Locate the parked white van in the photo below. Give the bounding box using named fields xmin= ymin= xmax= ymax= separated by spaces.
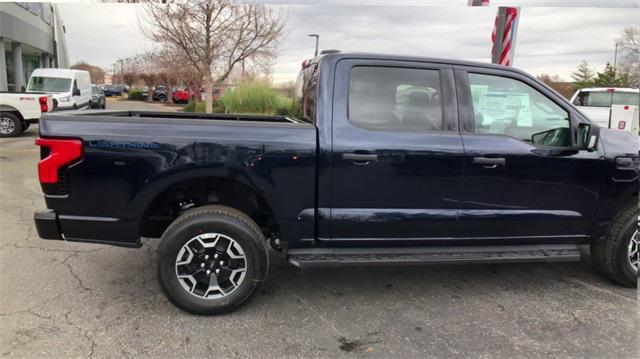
xmin=26 ymin=69 xmax=92 ymax=111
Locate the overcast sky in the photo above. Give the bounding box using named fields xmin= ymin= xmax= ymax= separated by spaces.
xmin=57 ymin=0 xmax=640 ymax=83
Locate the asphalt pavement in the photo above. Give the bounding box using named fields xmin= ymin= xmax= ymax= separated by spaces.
xmin=0 ymin=98 xmax=638 ymax=358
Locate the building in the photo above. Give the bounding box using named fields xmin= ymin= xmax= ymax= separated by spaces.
xmin=0 ymin=2 xmax=69 ymax=92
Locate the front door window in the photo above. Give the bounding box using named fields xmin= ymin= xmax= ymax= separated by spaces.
xmin=468 ymin=73 xmax=570 ymax=146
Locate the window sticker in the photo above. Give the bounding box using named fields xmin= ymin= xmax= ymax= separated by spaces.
xmin=472 ymin=88 xmax=533 ymax=127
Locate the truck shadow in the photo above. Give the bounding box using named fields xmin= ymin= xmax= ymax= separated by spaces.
xmin=259 ymin=250 xmax=635 ymax=304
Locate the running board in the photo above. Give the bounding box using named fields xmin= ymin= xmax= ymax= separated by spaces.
xmin=288 ymin=244 xmax=581 ymax=268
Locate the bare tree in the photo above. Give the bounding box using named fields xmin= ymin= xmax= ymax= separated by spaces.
xmin=119 ymin=56 xmax=142 ymax=87
xmin=71 ymin=61 xmax=105 ymax=84
xmin=616 ymin=27 xmax=640 ymax=87
xmin=139 ymin=0 xmax=285 ymax=112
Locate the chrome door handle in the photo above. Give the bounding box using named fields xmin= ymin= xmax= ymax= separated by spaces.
xmin=473 ymin=157 xmax=505 ymax=168
xmin=343 ymin=153 xmax=378 ymax=165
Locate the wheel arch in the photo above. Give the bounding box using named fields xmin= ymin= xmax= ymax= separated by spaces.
xmin=131 ymin=169 xmax=280 ymax=239
xmin=0 ymin=107 xmax=24 ymax=121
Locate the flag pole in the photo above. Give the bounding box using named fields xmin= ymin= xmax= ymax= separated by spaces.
xmin=509 ymin=7 xmax=521 ymax=66
xmin=492 ymin=7 xmax=507 ymax=64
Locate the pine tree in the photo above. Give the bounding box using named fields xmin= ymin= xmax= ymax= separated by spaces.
xmin=593 ymin=62 xmax=625 ymax=87
xmin=571 ymin=60 xmax=595 ymax=90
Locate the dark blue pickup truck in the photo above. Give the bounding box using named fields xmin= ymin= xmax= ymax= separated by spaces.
xmin=34 ymin=53 xmax=639 ymax=314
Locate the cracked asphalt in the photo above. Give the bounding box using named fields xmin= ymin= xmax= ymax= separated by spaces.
xmin=1 ymin=99 xmax=638 ymax=358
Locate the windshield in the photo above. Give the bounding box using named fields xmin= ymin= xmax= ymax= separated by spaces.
xmin=573 ymin=91 xmax=640 ymax=107
xmin=91 ymin=86 xmax=99 ymax=94
xmin=27 ymin=77 xmax=72 ymax=93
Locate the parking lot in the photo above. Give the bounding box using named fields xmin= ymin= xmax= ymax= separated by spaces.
xmin=0 ymin=100 xmax=638 ymax=358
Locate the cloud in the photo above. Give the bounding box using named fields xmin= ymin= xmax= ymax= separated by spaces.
xmin=57 ymin=3 xmax=638 ymax=83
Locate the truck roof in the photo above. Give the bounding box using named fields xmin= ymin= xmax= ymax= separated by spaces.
xmin=317 ymin=52 xmax=533 ymax=76
xmin=30 ymin=68 xmax=89 ymax=78
xmin=576 ymin=87 xmax=639 ymax=93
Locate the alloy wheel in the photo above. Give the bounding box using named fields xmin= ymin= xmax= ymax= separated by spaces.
xmin=628 ymin=227 xmax=639 ymax=273
xmin=175 ymin=233 xmax=247 ymax=299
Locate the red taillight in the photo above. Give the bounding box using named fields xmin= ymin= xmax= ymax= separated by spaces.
xmin=39 ymin=96 xmax=49 ymax=113
xmin=35 ymin=138 xmax=83 ymax=183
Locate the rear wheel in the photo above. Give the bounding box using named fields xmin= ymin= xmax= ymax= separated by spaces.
xmin=0 ymin=112 xmax=23 ymax=137
xmin=157 ymin=205 xmax=268 ymax=315
xmin=21 ymin=121 xmax=31 ymax=133
xmin=592 ymin=202 xmax=639 ymax=287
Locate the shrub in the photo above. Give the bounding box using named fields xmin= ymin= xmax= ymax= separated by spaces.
xmin=183 ymin=100 xmax=206 ymax=113
xmin=127 ymin=89 xmax=145 ymax=101
xmin=219 ymin=81 xmax=282 ymax=115
xmin=182 ymin=81 xmax=300 ymax=117
xmin=183 ymin=100 xmax=223 ymax=113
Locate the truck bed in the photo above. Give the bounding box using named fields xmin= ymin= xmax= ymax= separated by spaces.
xmin=57 ymin=110 xmax=306 ymax=124
xmin=38 ymin=111 xmax=318 ymax=247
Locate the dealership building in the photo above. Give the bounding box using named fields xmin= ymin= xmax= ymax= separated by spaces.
xmin=0 ymin=2 xmax=69 ymax=92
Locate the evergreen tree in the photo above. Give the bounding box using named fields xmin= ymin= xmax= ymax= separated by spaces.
xmin=571 ymin=60 xmax=595 ymax=90
xmin=593 ymin=63 xmax=625 ymax=87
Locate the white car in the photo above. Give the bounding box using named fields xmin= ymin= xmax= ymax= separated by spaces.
xmin=0 ymin=92 xmax=53 ymax=137
xmin=26 ymin=68 xmax=92 ymax=111
xmin=570 ymin=87 xmax=639 ymax=133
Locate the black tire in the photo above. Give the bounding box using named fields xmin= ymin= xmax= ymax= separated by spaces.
xmin=22 ymin=121 xmax=31 ymax=132
xmin=0 ymin=112 xmax=23 ymax=137
xmin=157 ymin=205 xmax=269 ymax=315
xmin=101 ymin=101 xmax=106 ymax=109
xmin=591 ymin=201 xmax=639 ymax=287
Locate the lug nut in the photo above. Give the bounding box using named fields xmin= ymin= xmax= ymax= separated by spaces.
xmin=206 ymin=269 xmax=211 ymax=275
xmin=200 ymin=263 xmax=205 ymax=268
xmin=219 ymin=260 xmax=224 ymax=266
xmin=215 ymin=268 xmax=220 ymax=274
xmin=214 ymin=254 xmax=219 ymax=259
xmin=204 ymin=254 xmax=210 ymax=260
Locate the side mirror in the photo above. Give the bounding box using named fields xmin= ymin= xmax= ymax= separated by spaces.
xmin=531 ymin=127 xmax=572 ymax=147
xmin=578 ymin=123 xmax=599 ymax=151
xmin=73 ymin=88 xmax=81 ymax=96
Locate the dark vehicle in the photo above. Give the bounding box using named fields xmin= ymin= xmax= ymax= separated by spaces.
xmin=152 ymin=85 xmax=168 ymax=102
xmin=89 ymin=85 xmax=106 ymax=109
xmin=34 ymin=53 xmax=639 ymax=315
xmin=103 ymin=85 xmax=123 ymax=97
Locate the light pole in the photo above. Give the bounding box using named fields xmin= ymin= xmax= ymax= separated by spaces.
xmin=308 ymin=34 xmax=319 ymax=57
xmin=613 ymin=42 xmax=619 ymax=79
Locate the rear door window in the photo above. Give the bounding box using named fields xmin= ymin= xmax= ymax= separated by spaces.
xmin=348 ymin=66 xmax=443 ymax=132
xmin=573 ymin=91 xmax=640 ymax=107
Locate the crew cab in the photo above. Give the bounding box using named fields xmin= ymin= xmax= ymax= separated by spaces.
xmin=0 ymin=92 xmax=52 ymax=137
xmin=33 ymin=53 xmax=639 ymax=314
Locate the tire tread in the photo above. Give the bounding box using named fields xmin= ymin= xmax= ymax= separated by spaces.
xmin=592 ymin=201 xmax=638 ymax=287
xmin=158 ymin=205 xmax=269 ymax=314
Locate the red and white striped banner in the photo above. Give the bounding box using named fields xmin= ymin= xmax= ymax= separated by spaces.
xmin=491 ymin=7 xmax=519 ymax=66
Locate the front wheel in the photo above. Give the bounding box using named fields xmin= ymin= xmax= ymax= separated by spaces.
xmin=157 ymin=205 xmax=269 ymax=315
xmin=592 ymin=202 xmax=639 ymax=287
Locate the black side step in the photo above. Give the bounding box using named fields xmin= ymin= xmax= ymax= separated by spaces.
xmin=288 ymin=244 xmax=581 ymax=268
